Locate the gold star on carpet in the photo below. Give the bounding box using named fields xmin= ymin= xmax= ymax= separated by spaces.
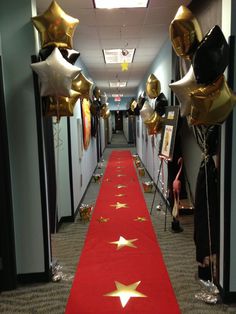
xmin=121 ymin=61 xmax=129 ymax=72
xmin=104 ymin=178 xmax=111 ymax=182
xmin=116 ymin=166 xmax=124 ymax=169
xmin=116 ymin=184 xmax=127 ymax=189
xmin=97 ymin=217 xmax=110 ymax=223
xmin=109 ymin=236 xmax=138 ymax=250
xmin=117 ymin=174 xmax=126 ymax=177
xmin=134 ymin=217 xmax=148 ymax=222
xmin=110 ymin=202 xmax=128 ymax=209
xmin=115 ymin=194 xmax=126 ymax=197
xmin=104 ymin=281 xmax=147 ymax=308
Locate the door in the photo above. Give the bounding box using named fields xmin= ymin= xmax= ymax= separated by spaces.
xmin=115 ymin=111 xmax=123 ymax=131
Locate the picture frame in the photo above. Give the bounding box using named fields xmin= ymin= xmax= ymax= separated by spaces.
xmin=159 ymin=106 xmax=179 ymax=161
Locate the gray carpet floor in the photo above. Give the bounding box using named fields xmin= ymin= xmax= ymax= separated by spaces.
xmin=0 ymin=134 xmax=236 ymax=313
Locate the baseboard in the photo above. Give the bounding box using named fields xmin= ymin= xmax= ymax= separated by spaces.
xmin=17 ymin=269 xmax=52 ymax=284
xmin=219 ymin=285 xmax=236 ymax=303
xmin=59 ymin=215 xmax=74 ymax=224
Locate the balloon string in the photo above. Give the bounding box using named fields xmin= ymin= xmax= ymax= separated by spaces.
xmin=203 ymin=132 xmax=214 ymax=283
xmin=54 ymin=97 xmax=60 ymax=234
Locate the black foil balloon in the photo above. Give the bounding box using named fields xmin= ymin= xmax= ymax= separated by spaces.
xmin=90 ymin=99 xmax=100 ymax=116
xmin=91 ymin=115 xmax=98 ymax=137
xmin=137 ymin=93 xmax=146 ymax=109
xmin=154 ymin=92 xmax=168 ymax=116
xmin=39 ymin=47 xmax=80 ymax=64
xmin=192 ymin=25 xmax=229 ymax=84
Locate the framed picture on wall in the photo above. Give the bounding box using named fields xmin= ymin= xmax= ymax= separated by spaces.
xmin=159 ymin=106 xmax=179 ymax=161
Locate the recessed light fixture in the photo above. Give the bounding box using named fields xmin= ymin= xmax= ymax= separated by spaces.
xmin=109 ymin=82 xmax=127 ymax=88
xmin=94 ymin=0 xmax=149 ymax=9
xmin=103 ymin=49 xmax=135 ymax=64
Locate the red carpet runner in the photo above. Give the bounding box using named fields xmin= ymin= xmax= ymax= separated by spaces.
xmin=65 ymin=150 xmax=180 ymax=313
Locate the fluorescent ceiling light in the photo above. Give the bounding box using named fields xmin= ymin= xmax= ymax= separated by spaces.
xmin=103 ymin=49 xmax=135 ymax=64
xmin=109 ymin=81 xmax=127 ymax=88
xmin=94 ymin=0 xmax=149 ymax=9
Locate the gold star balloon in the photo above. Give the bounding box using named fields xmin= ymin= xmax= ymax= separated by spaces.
xmin=189 ymin=75 xmax=236 ymax=125
xmin=169 ymin=5 xmax=203 ymax=60
xmin=72 ymin=72 xmax=93 ymax=100
xmin=110 ymin=202 xmax=128 ymax=209
xmin=109 ymin=236 xmax=138 ymax=250
xmin=44 ymin=89 xmax=80 ymax=120
xmin=146 ymin=74 xmax=161 ymax=99
xmin=104 ymin=281 xmax=147 ymax=308
xmin=32 ymin=0 xmax=79 ymax=49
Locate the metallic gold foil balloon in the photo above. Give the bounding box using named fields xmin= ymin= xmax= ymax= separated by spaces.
xmin=169 ymin=65 xmax=204 ymax=117
xmin=144 ymin=112 xmax=162 ymax=135
xmin=31 ymin=47 xmax=81 ymax=97
xmin=44 ymin=89 xmax=80 ymax=120
xmin=72 ymin=72 xmax=93 ymax=100
xmin=190 ymin=75 xmax=235 ymax=125
xmin=169 ymin=5 xmax=203 ymax=60
xmin=146 ymin=74 xmax=161 ymax=99
xmin=130 ymin=99 xmax=138 ymax=112
xmin=93 ymin=86 xmax=101 ymax=100
xmin=140 ymin=101 xmax=154 ymax=122
xmin=100 ymin=104 xmax=110 ymax=119
xmin=192 ymin=25 xmax=229 ymax=84
xmin=32 ymin=0 xmax=79 ymax=49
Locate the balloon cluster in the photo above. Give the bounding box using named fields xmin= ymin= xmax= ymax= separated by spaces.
xmin=31 ymin=1 xmax=95 ymax=121
xmin=169 ymin=5 xmax=235 ymax=125
xmin=140 ymin=101 xmax=162 ymax=135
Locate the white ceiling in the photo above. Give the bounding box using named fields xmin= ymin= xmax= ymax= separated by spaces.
xmin=36 ymin=0 xmax=191 ymax=97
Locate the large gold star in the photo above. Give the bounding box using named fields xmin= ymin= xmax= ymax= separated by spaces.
xmin=97 ymin=216 xmax=110 ymax=223
xmin=32 ymin=1 xmax=79 ymax=49
xmin=110 ymin=202 xmax=128 ymax=209
xmin=134 ymin=217 xmax=148 ymax=222
xmin=116 ymin=184 xmax=127 ymax=189
xmin=121 ymin=61 xmax=129 ymax=72
xmin=115 ymin=194 xmax=126 ymax=197
xmin=109 ymin=236 xmax=138 ymax=250
xmin=104 ymin=281 xmax=147 ymax=308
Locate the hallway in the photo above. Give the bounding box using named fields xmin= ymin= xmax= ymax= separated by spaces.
xmin=0 ymin=145 xmax=235 ymax=312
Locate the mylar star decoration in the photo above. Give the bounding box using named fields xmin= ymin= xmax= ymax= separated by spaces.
xmin=104 ymin=281 xmax=147 ymax=308
xmin=109 ymin=236 xmax=138 ymax=250
xmin=110 ymin=202 xmax=128 ymax=209
xmin=121 ymin=61 xmax=129 ymax=71
xmin=31 ymin=47 xmax=81 ymax=97
xmin=134 ymin=217 xmax=148 ymax=222
xmin=97 ymin=216 xmax=110 ymax=223
xmin=72 ymin=72 xmax=93 ymax=100
xmin=32 ymin=0 xmax=79 ymax=49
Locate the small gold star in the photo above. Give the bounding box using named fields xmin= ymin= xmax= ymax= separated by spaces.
xmin=97 ymin=217 xmax=110 ymax=223
xmin=104 ymin=178 xmax=111 ymax=182
xmin=121 ymin=61 xmax=129 ymax=72
xmin=104 ymin=281 xmax=147 ymax=308
xmin=117 ymin=174 xmax=126 ymax=177
xmin=110 ymin=202 xmax=128 ymax=209
xmin=116 ymin=166 xmax=124 ymax=169
xmin=134 ymin=217 xmax=148 ymax=222
xmin=109 ymin=236 xmax=138 ymax=250
xmin=115 ymin=194 xmax=126 ymax=197
xmin=116 ymin=184 xmax=127 ymax=189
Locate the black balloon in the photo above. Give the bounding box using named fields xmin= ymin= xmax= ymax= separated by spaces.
xmin=192 ymin=25 xmax=229 ymax=84
xmin=137 ymin=93 xmax=146 ymax=109
xmin=39 ymin=47 xmax=80 ymax=64
xmin=154 ymin=92 xmax=168 ymax=116
xmin=91 ymin=115 xmax=98 ymax=137
xmin=90 ymin=99 xmax=101 ymax=116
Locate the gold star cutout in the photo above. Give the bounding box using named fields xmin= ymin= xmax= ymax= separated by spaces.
xmin=110 ymin=202 xmax=128 ymax=209
xmin=117 ymin=174 xmax=126 ymax=177
xmin=32 ymin=1 xmax=79 ymax=49
xmin=115 ymin=194 xmax=126 ymax=197
xmin=97 ymin=216 xmax=110 ymax=223
xmin=116 ymin=184 xmax=127 ymax=189
xmin=116 ymin=166 xmax=124 ymax=169
xmin=121 ymin=61 xmax=129 ymax=72
xmin=104 ymin=178 xmax=111 ymax=182
xmin=104 ymin=281 xmax=147 ymax=308
xmin=134 ymin=217 xmax=148 ymax=222
xmin=109 ymin=236 xmax=138 ymax=250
